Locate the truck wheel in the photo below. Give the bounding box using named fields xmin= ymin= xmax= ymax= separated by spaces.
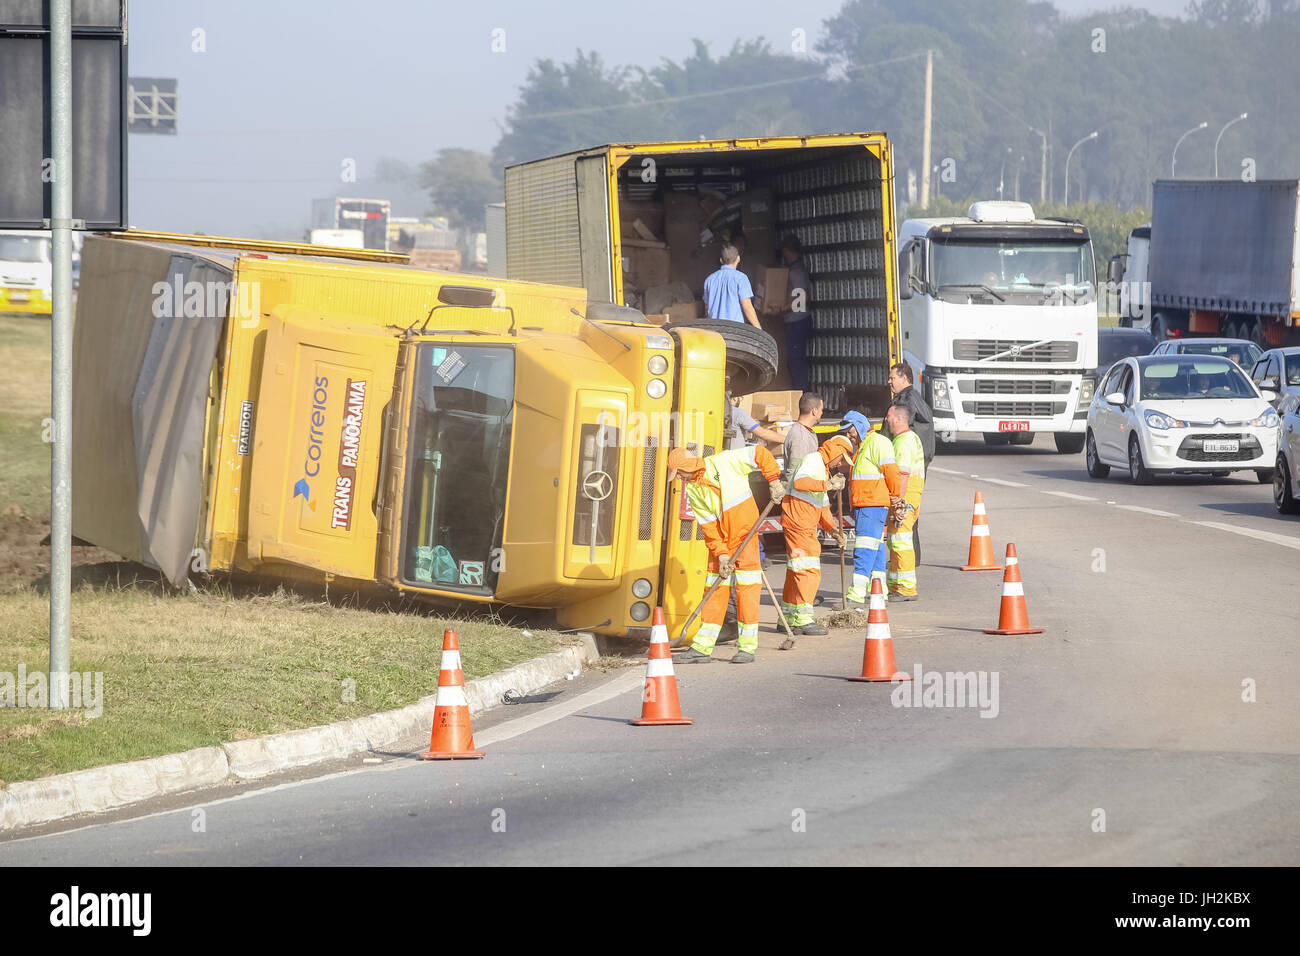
xmin=1054 ymin=432 xmax=1086 ymax=454
xmin=1244 ymin=317 xmax=1268 ymax=350
xmin=1151 ymin=313 xmax=1178 ymax=341
xmin=666 ymin=318 xmax=778 ymax=395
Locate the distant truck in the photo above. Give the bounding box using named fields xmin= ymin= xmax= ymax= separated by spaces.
xmin=1110 ymin=179 xmax=1300 ymax=347
xmin=311 ymin=198 xmax=391 ymax=251
xmin=897 ymin=201 xmax=1099 ymax=453
xmin=71 ymin=230 xmax=741 ymax=643
xmin=308 ymin=228 xmax=365 ymax=249
xmin=502 ymin=133 xmax=902 ymax=409
xmin=0 ymin=229 xmax=53 ymax=314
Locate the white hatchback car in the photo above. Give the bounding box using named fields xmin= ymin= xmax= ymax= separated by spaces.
xmin=1085 ymin=355 xmax=1279 ymax=484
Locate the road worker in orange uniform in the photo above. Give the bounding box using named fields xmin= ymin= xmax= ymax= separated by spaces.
xmin=667 ymin=444 xmax=786 ymax=663
xmin=780 ymin=435 xmax=854 ymax=635
xmin=844 ymin=413 xmax=902 ymax=604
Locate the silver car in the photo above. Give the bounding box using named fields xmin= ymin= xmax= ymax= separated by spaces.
xmin=1249 ymin=347 xmax=1300 ymax=410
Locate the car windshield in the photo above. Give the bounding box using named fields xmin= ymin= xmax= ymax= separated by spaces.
xmin=1139 ymin=360 xmax=1257 ymax=400
xmin=1176 ymin=341 xmax=1261 ymax=366
xmin=1099 ymin=332 xmax=1155 ymax=367
xmin=0 ymin=235 xmax=50 ymax=263
xmin=1286 ymin=355 xmax=1300 ymax=386
xmin=931 ymin=238 xmax=1095 ymax=305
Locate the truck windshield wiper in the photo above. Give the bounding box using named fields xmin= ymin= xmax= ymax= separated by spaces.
xmin=936 ymin=283 xmax=1005 ymax=302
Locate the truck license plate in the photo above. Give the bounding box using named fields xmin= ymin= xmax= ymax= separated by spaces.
xmin=998 ymin=421 xmax=1030 ymax=432
xmin=1203 ymin=439 xmax=1239 ymax=453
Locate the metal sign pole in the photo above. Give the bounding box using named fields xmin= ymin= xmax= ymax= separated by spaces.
xmin=48 ymin=0 xmax=73 ymax=710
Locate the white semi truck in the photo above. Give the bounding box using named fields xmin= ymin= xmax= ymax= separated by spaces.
xmin=896 ymin=201 xmax=1098 ymax=452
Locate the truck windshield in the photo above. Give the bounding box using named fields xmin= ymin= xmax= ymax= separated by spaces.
xmin=402 ymin=344 xmax=513 ymax=593
xmin=932 ymin=238 xmax=1094 ymax=304
xmin=0 ymin=235 xmax=50 ymax=263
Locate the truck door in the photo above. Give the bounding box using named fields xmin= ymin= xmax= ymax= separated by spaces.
xmin=246 ymin=311 xmax=396 ymax=580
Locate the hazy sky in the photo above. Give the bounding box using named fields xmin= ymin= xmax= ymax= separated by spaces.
xmin=126 ymin=0 xmax=1192 ymax=237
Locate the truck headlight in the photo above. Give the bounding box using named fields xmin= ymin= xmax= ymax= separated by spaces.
xmin=1079 ymin=377 xmax=1095 ymax=403
xmin=632 ymin=578 xmax=652 ymax=598
xmin=929 ymin=376 xmax=952 ymax=412
xmin=630 ymin=602 xmax=651 ymax=622
xmin=647 ymin=355 xmax=668 ymax=375
xmin=647 ymin=379 xmax=667 ymax=399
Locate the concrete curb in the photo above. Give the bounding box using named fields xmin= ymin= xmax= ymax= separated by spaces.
xmin=0 ymin=634 xmax=598 ymax=832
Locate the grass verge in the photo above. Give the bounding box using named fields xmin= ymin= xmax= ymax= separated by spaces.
xmin=0 ymin=578 xmax=562 ymax=785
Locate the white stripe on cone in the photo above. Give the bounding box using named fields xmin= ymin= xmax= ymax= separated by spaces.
xmin=974 ymin=503 xmax=987 ymax=515
xmin=649 ymin=625 xmax=669 ymax=644
xmin=645 ymin=658 xmax=675 ymax=677
xmin=440 ymin=650 xmax=461 ymax=671
xmin=436 ymin=684 xmax=468 ymax=707
xmin=972 ymin=525 xmax=990 ymax=536
xmin=1002 ymin=581 xmax=1025 ymax=597
xmin=866 ymin=623 xmax=892 ymax=640
xmin=1006 ymin=556 xmax=1019 ymax=566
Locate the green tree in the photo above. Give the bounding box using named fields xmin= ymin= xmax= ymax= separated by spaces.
xmin=418 ymin=149 xmax=501 ymax=233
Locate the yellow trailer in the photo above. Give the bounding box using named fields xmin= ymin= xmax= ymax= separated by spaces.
xmin=505 ymin=133 xmax=901 ymax=408
xmin=71 ymin=231 xmax=729 ymax=641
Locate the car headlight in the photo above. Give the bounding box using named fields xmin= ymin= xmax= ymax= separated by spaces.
xmin=1079 ymin=377 xmax=1095 ymax=403
xmin=1251 ymin=408 xmax=1280 ymax=428
xmin=1144 ymin=410 xmax=1178 ymax=430
xmin=929 ymin=375 xmax=952 ymax=412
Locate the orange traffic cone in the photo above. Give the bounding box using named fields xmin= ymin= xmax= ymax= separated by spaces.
xmin=631 ymin=608 xmax=693 ymax=726
xmin=846 ymin=578 xmax=912 ymax=682
xmin=984 ymin=544 xmax=1045 ymax=635
xmin=960 ymin=491 xmax=1001 ymax=571
xmin=419 ymin=629 xmax=485 ymax=759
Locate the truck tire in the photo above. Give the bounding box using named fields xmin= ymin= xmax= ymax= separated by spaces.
xmin=1151 ymin=312 xmax=1183 ymax=341
xmin=666 ymin=318 xmax=778 ymax=395
xmin=1054 ymin=432 xmax=1086 ymax=454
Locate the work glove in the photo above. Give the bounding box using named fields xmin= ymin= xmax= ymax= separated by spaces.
xmin=717 ymin=554 xmax=736 ymax=578
xmin=827 ymin=474 xmax=846 ymax=492
xmin=768 ymin=479 xmax=787 ymax=505
xmin=834 ymin=529 xmax=848 ymax=550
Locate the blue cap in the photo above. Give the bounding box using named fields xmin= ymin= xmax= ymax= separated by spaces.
xmin=840 ymin=411 xmax=870 ymax=439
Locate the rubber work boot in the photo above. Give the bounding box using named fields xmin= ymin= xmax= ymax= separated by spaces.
xmin=730 ymin=650 xmax=756 ymax=664
xmin=678 ymin=647 xmax=714 ymax=664
xmin=889 ymin=593 xmax=919 ymax=602
xmin=796 ymin=622 xmax=829 ymax=636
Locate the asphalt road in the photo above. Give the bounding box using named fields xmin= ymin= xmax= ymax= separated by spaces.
xmin=3 ymin=434 xmax=1297 ymax=865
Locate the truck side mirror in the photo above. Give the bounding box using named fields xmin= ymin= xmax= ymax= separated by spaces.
xmin=1106 ymin=253 xmax=1127 ymax=285
xmin=898 ymin=246 xmax=913 ymax=300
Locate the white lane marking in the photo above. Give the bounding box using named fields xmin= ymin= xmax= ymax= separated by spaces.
xmin=1192 ymin=521 xmax=1300 ymax=551
xmin=475 ymin=671 xmax=645 ymax=748
xmin=1116 ymin=504 xmax=1179 ymax=518
xmin=979 ymin=477 xmax=1027 ymax=487
xmin=1 ymin=670 xmax=647 ymax=848
xmin=929 ymin=466 xmax=964 ymax=475
xmin=1040 ymin=490 xmax=1098 ymax=501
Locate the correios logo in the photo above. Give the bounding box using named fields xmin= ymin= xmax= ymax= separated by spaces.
xmin=293 ymin=374 xmax=329 ymax=515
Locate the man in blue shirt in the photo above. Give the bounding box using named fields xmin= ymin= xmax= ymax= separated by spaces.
xmin=703 ymin=244 xmax=763 ymax=328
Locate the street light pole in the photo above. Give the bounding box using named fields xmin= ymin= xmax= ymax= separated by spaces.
xmin=1214 ymin=113 xmax=1248 ymax=177
xmin=1171 ymin=121 xmax=1208 ymax=178
xmin=1063 ymin=131 xmax=1097 ymax=204
xmin=1032 ymin=128 xmax=1048 ymax=204
xmin=998 ymin=147 xmax=1012 ymax=199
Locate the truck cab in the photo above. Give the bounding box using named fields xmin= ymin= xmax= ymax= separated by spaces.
xmin=897 ymin=201 xmax=1098 ymax=453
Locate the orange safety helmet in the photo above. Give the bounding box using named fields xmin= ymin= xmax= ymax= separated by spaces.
xmin=819 ymin=435 xmax=854 ymax=469
xmin=666 ymin=446 xmax=706 ymax=477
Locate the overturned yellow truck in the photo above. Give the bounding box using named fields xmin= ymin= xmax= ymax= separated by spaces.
xmin=71 ymin=231 xmax=735 ymax=640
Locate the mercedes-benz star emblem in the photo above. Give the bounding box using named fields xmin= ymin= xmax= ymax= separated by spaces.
xmin=582 ymin=470 xmax=613 ymax=501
